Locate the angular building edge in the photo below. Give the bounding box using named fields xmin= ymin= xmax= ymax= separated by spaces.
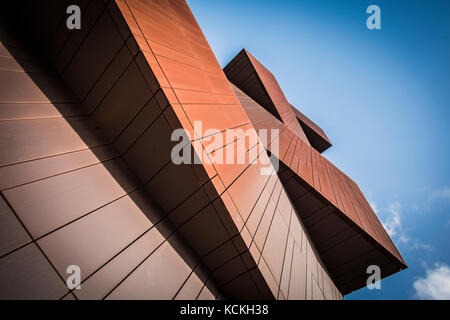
xmin=0 ymin=0 xmax=405 ymax=299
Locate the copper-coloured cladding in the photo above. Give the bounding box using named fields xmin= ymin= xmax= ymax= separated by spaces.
xmin=112 ymin=2 xmax=343 ymax=298
xmin=291 ymin=107 xmax=331 ymax=146
xmin=116 ymin=0 xmax=241 ymax=101
xmin=291 ymin=105 xmax=332 ymax=153
xmin=121 ymin=0 xmax=408 ymax=285
xmin=115 ymin=1 xmax=259 ymax=178
xmin=0 ymin=0 xmax=401 ymax=298
xmin=111 ymin=2 xmax=278 ymax=295
xmin=224 ymin=49 xmax=310 ymax=145
xmin=231 ymin=83 xmax=406 ymax=267
xmin=116 ymin=3 xmax=251 ymax=129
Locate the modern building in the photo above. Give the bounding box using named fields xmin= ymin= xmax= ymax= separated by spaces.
xmin=0 ymin=0 xmax=406 ymax=299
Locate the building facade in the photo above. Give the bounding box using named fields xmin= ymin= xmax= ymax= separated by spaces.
xmin=0 ymin=0 xmax=406 ymax=299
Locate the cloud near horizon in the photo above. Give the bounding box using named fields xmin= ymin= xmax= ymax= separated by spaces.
xmin=376 ymin=201 xmax=432 ymax=251
xmin=413 ymin=263 xmax=450 ymax=300
xmin=381 ymin=202 xmax=402 ymax=237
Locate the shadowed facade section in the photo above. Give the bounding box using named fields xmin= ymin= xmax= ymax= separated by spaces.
xmin=0 ymin=0 xmax=404 ymax=299
xmin=291 ymin=106 xmax=332 ymax=153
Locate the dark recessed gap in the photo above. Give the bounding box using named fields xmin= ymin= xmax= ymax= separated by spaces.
xmin=296 ymin=117 xmax=331 ymax=153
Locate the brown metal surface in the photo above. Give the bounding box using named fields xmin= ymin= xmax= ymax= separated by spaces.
xmin=230 ymin=77 xmax=406 ymax=293
xmin=291 ymin=106 xmax=332 ymax=153
xmin=0 ymin=0 xmax=404 ymax=299
xmin=224 ymin=49 xmax=310 ymax=145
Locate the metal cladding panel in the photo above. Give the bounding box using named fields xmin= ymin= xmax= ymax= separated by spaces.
xmin=0 ymin=0 xmax=344 ymax=300
xmin=230 ymin=81 xmax=407 ymax=293
xmin=224 ymin=51 xmax=332 ymax=153
xmin=291 ymin=106 xmax=332 ymax=153
xmin=117 ymin=0 xmax=342 ymax=299
xmin=224 ymin=49 xmax=310 ymax=145
xmin=119 ymin=0 xmax=405 ymax=295
xmin=291 ymin=107 xmax=330 ymax=145
xmin=0 ymin=0 xmax=404 ymax=299
xmin=0 ymin=0 xmax=224 ymax=300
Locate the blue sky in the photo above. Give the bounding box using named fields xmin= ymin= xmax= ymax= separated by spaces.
xmin=188 ymin=0 xmax=450 ymax=299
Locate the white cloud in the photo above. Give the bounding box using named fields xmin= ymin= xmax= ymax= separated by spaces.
xmin=413 ymin=263 xmax=450 ymax=299
xmin=398 ymin=235 xmax=432 ymax=251
xmin=382 ymin=202 xmax=401 ymax=237
xmin=369 ymin=201 xmax=379 ymax=215
xmin=378 ymin=201 xmax=431 ymax=251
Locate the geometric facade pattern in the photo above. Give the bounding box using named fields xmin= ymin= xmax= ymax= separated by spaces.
xmin=0 ymin=0 xmax=405 ymax=299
